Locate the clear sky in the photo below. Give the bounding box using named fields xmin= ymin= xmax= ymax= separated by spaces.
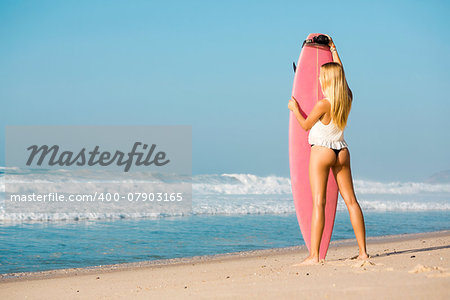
xmin=1 ymin=0 xmax=449 ymax=182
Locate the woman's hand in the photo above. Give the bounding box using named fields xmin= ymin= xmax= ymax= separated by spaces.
xmin=324 ymin=34 xmax=335 ymax=48
xmin=288 ymin=96 xmax=299 ymax=112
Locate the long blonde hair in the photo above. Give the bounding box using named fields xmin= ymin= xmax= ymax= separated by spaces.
xmin=319 ymin=62 xmax=352 ymax=130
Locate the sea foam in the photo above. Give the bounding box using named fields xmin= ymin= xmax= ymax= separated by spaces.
xmin=0 ymin=170 xmax=449 ymax=222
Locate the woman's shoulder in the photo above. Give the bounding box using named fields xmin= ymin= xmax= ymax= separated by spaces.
xmin=316 ymin=98 xmax=332 ymax=119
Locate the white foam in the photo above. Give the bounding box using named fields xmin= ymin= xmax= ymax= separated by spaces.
xmin=193 ymin=173 xmax=292 ymax=195
xmin=0 ymin=170 xmax=449 ymax=222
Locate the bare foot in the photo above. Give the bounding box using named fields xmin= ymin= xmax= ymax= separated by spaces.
xmin=357 ymin=253 xmax=370 ymax=259
xmin=292 ymin=255 xmax=320 ymax=266
xmin=350 ymin=253 xmax=370 ymax=260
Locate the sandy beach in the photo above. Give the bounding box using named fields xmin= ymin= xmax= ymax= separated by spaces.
xmin=1 ymin=230 xmax=449 ymax=299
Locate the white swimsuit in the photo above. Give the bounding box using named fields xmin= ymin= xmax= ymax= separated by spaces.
xmin=308 ymin=119 xmax=348 ymax=150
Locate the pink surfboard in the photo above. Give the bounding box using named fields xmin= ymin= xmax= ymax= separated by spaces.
xmin=289 ymin=33 xmax=338 ymax=260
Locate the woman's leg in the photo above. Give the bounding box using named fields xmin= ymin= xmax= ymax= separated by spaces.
xmin=296 ymin=145 xmax=336 ymax=265
xmin=331 ymin=148 xmax=369 ymax=258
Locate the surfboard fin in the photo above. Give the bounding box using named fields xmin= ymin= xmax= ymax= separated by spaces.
xmin=293 ymin=62 xmax=297 ymax=73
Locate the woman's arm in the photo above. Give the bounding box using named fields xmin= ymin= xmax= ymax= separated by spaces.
xmin=325 ymin=34 xmax=342 ymax=66
xmin=288 ymin=96 xmax=327 ymax=131
xmin=325 ymin=34 xmax=353 ymax=100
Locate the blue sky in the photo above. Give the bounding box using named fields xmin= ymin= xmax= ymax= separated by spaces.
xmin=1 ymin=0 xmax=449 ymax=182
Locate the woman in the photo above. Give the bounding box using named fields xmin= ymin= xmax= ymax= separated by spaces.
xmin=288 ymin=35 xmax=369 ymax=265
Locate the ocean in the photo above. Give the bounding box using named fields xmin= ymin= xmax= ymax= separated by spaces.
xmin=1 ymin=170 xmax=449 ymax=274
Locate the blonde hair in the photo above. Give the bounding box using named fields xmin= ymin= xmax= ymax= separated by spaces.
xmin=319 ymin=62 xmax=352 ymax=130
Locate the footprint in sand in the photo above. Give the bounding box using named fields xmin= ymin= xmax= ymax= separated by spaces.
xmin=408 ymin=264 xmax=450 ymax=277
xmin=350 ymin=260 xmax=385 ymax=273
xmin=351 ymin=260 xmax=379 ymax=268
